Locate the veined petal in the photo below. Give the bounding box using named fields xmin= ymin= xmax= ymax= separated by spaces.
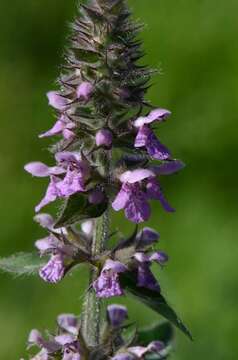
xmin=134 ymin=125 xmax=150 ymax=148
xmin=124 ymin=184 xmax=151 ymax=223
xmin=112 ymin=184 xmax=130 ymax=211
xmin=146 ymin=130 xmax=170 ymax=160
xmin=39 ymin=254 xmax=65 ymax=284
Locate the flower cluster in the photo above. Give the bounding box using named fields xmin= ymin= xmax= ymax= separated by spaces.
xmin=26 ymin=305 xmax=166 ymax=360
xmin=19 ymin=1 xmax=189 ymax=359
xmin=93 ymin=227 xmax=168 ymax=298
xmin=33 ymin=213 xmax=93 ymax=284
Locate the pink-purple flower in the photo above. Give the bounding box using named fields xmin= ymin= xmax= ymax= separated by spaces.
xmin=93 ymin=259 xmax=127 ymax=298
xmin=112 ymin=169 xmax=174 ymax=223
xmin=95 ymin=129 xmax=113 ymax=148
xmin=39 ymin=114 xmax=76 ymax=140
xmin=107 ymin=304 xmax=128 ymax=327
xmin=47 ymin=91 xmax=69 ymax=111
xmin=112 ymin=341 xmax=164 ymax=359
xmin=25 ymin=152 xmax=90 ymax=212
xmin=28 ymin=313 xmax=81 ymax=360
xmin=134 ymin=108 xmax=171 ymax=160
xmin=76 ymin=81 xmax=94 ymax=101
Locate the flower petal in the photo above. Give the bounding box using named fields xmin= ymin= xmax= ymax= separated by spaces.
xmin=124 ymin=184 xmax=151 ymax=223
xmin=24 ymin=162 xmax=52 ymax=177
xmin=34 ymin=213 xmax=55 ymax=229
xmin=151 ymin=160 xmax=185 ymax=175
xmin=76 ymin=81 xmax=93 ymax=101
xmin=146 ymin=178 xmax=175 ymax=212
xmin=107 ymin=304 xmax=128 ymax=327
xmin=134 ymin=108 xmax=171 ymax=127
xmin=39 ymin=254 xmax=65 ymax=284
xmin=136 ymin=227 xmax=160 ymax=247
xmin=35 ymin=177 xmax=61 ymax=212
xmin=137 ymin=263 xmax=160 ymax=292
xmin=112 ymin=184 xmax=130 ymax=211
xmin=120 ymin=169 xmax=155 ymax=184
xmin=39 ymin=120 xmax=65 ymax=138
xmin=47 ymin=91 xmax=69 ymax=110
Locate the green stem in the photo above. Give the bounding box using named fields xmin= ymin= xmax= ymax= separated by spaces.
xmin=81 ymin=210 xmax=109 ymax=348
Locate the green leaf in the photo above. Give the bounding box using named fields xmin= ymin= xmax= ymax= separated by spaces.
xmin=0 ymin=252 xmax=45 ymax=277
xmin=120 ymin=272 xmax=192 ymax=340
xmin=55 ymin=193 xmax=108 ymax=228
xmin=137 ymin=322 xmax=174 ymax=346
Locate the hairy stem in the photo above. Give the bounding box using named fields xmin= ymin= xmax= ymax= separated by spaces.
xmin=81 ymin=208 xmax=109 ymax=347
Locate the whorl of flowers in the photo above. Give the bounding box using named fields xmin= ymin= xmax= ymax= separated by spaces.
xmin=27 ymin=305 xmax=169 ymax=360
xmin=2 ymin=1 xmax=191 ymax=359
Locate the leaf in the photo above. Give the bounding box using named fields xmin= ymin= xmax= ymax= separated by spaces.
xmin=137 ymin=322 xmax=174 ymax=346
xmin=120 ymin=272 xmax=192 ymax=340
xmin=55 ymin=193 xmax=108 ymax=228
xmin=0 ymin=252 xmax=45 ymax=277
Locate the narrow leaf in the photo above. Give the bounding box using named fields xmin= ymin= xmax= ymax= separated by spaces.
xmin=0 ymin=252 xmax=44 ymax=277
xmin=120 ymin=272 xmax=192 ymax=340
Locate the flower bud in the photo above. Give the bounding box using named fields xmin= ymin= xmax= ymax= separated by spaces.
xmin=95 ymin=129 xmax=113 ymax=148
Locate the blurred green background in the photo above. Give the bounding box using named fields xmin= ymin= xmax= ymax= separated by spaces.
xmin=0 ymin=0 xmax=238 ymax=359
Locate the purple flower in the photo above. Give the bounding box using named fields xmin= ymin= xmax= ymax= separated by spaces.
xmin=28 ymin=329 xmax=60 ymax=354
xmin=35 ymin=176 xmax=62 ymax=212
xmin=150 ymin=160 xmax=185 ymax=176
xmin=134 ymin=108 xmax=171 ymax=128
xmin=112 ymin=169 xmax=173 ymax=223
xmin=146 ymin=178 xmax=175 ymax=213
xmin=112 ymin=169 xmax=155 ymax=223
xmin=39 ymin=254 xmax=65 ymax=284
xmin=128 ymin=341 xmax=164 ymax=358
xmin=57 ymin=314 xmax=79 ymax=335
xmin=28 ymin=316 xmax=81 ymax=360
xmin=55 ymin=152 xmax=90 ymax=197
xmin=35 ymin=234 xmax=75 ymax=284
xmin=24 ymin=162 xmax=65 ymax=178
xmin=134 ymin=108 xmax=171 ymax=160
xmin=76 ymin=81 xmax=94 ymax=101
xmin=133 ymin=250 xmax=169 ymax=291
xmin=47 ymin=91 xmax=69 ymax=110
xmin=39 ymin=115 xmax=76 ymax=140
xmin=26 ymin=152 xmax=90 ymax=212
xmin=135 ymin=125 xmax=170 ymax=160
xmin=107 ymin=304 xmax=128 ymax=327
xmin=112 ymin=341 xmax=164 ymax=360
xmin=136 ymin=227 xmax=160 ymax=247
xmin=93 ymin=259 xmax=127 ymax=298
xmin=34 ymin=213 xmax=55 ymax=230
xmin=95 ymin=129 xmax=113 ymax=148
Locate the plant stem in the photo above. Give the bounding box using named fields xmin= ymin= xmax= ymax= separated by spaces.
xmin=81 ymin=209 xmax=109 ymax=348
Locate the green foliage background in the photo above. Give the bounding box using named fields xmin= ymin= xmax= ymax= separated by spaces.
xmin=0 ymin=0 xmax=237 ymax=358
